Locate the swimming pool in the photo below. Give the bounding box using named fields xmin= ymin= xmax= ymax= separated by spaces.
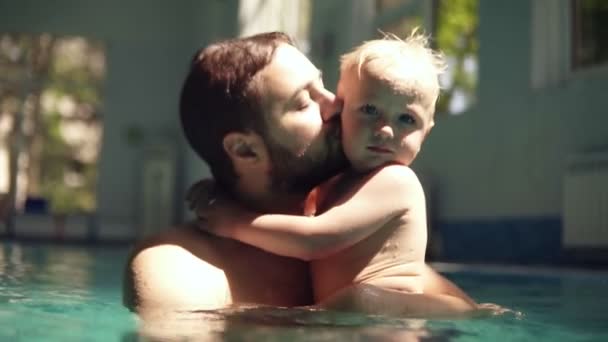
xmin=0 ymin=242 xmax=606 ymax=341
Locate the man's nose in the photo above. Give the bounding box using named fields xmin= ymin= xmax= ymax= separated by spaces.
xmin=319 ymin=89 xmax=342 ymax=122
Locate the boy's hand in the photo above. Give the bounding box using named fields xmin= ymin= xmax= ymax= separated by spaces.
xmin=186 ymin=179 xmax=217 ymax=212
xmin=186 ymin=179 xmax=240 ymax=238
xmin=475 ymin=303 xmax=523 ymax=318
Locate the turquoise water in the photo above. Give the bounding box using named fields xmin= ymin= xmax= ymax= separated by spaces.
xmin=0 ymin=242 xmax=607 ymax=341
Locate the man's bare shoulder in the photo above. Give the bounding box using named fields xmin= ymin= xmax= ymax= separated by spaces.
xmin=125 ymin=223 xmax=226 ymax=279
xmin=127 ymin=222 xmax=210 ymax=267
xmin=123 ymin=222 xmax=233 ymax=312
xmin=129 ymin=222 xmax=209 ymax=256
xmin=123 ymin=221 xmax=313 ymax=312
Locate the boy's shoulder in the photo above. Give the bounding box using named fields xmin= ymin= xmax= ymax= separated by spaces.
xmin=338 ymin=164 xmax=424 ymax=201
xmin=371 ymin=164 xmax=421 ymax=187
xmin=331 ymin=164 xmax=423 ymax=200
xmin=367 ymin=164 xmax=425 ymax=201
xmin=339 ymin=164 xmax=421 ymax=187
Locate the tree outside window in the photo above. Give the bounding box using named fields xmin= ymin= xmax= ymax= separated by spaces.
xmin=433 ymin=0 xmax=478 ymax=114
xmin=374 ymin=0 xmax=478 ymax=115
xmin=0 ymin=33 xmax=105 ymax=217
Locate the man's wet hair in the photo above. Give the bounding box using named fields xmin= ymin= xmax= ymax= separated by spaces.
xmin=180 ymin=32 xmax=295 ymax=192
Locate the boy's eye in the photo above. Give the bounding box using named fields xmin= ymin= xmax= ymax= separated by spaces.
xmin=360 ymin=104 xmax=379 ymax=116
xmin=399 ymin=113 xmax=416 ymax=125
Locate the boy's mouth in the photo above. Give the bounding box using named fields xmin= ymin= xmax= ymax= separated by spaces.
xmin=366 ymin=146 xmax=393 ymax=154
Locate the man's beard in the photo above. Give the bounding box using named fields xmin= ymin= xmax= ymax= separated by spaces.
xmin=266 ymin=120 xmax=347 ymax=195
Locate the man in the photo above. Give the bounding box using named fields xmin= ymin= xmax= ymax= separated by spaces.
xmin=123 ymin=32 xmax=477 ymax=316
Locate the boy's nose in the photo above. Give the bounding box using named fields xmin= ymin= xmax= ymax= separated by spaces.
xmin=376 ymin=125 xmax=394 ymax=140
xmin=319 ymin=89 xmax=343 ymax=122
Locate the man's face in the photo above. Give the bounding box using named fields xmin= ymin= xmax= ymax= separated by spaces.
xmin=256 ymin=44 xmax=347 ymax=194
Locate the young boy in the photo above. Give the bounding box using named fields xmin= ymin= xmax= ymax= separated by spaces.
xmin=191 ymin=32 xmax=490 ymax=317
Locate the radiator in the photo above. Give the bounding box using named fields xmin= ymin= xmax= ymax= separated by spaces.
xmin=563 ymin=151 xmax=608 ymax=248
xmin=139 ymin=143 xmax=176 ymax=238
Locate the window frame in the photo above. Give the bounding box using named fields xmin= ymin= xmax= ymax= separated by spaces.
xmin=530 ymin=0 xmax=608 ymax=90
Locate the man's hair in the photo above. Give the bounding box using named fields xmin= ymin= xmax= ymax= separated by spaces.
xmin=180 ymin=32 xmax=294 ymax=192
xmin=340 ymin=29 xmax=447 ymax=102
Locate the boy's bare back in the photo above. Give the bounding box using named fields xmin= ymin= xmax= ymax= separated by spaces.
xmin=311 ymin=164 xmax=428 ymax=302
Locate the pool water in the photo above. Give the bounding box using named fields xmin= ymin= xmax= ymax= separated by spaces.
xmin=0 ymin=242 xmax=607 ymax=341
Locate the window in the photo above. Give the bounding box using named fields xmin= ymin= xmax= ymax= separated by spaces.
xmin=238 ymin=0 xmax=312 ymax=53
xmin=531 ymin=0 xmax=608 ymax=89
xmin=571 ymin=0 xmax=608 ymax=70
xmin=375 ymin=0 xmax=425 ymax=41
xmin=433 ymin=0 xmax=479 ymax=114
xmin=373 ymin=0 xmax=479 ymax=115
xmin=0 ymin=33 xmax=105 ymax=215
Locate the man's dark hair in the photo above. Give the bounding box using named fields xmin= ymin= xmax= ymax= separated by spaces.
xmin=179 ymin=32 xmax=295 ymax=192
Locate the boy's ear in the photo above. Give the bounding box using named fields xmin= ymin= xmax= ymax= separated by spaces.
xmin=426 ymin=119 xmax=435 ymax=136
xmin=222 ymin=131 xmax=268 ymax=165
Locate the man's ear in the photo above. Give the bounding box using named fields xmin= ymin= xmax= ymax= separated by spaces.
xmin=222 ymin=131 xmax=268 ymax=165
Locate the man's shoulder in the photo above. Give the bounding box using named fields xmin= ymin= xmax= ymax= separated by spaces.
xmin=126 ymin=221 xmax=228 ymax=276
xmin=123 ymin=221 xmax=231 ymax=312
xmin=129 ymin=222 xmax=199 ymax=255
xmin=123 ymin=221 xmax=313 ymax=312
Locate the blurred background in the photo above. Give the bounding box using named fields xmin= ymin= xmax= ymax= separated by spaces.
xmin=0 ymin=0 xmax=606 ymax=266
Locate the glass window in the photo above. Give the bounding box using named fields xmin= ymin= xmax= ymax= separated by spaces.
xmin=239 ymin=0 xmax=312 ymax=53
xmin=376 ymin=0 xmax=412 ymax=12
xmin=0 ymin=33 xmax=105 ymax=215
xmin=375 ymin=0 xmax=424 ymax=38
xmin=433 ymin=0 xmax=479 ymax=114
xmin=372 ymin=0 xmax=478 ymax=115
xmin=571 ymin=0 xmax=608 ymax=70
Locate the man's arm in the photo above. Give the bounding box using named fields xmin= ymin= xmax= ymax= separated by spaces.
xmin=201 ymin=165 xmax=421 ymax=260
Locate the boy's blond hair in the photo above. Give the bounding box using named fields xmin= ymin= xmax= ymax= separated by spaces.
xmin=340 ymin=29 xmax=446 ymax=101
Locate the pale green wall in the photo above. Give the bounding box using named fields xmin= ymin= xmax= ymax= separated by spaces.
xmin=307 ymin=0 xmax=608 ymax=224
xmin=3 ymin=0 xmax=606 ymax=237
xmin=414 ymin=0 xmax=608 ymax=221
xmin=183 ymin=0 xmax=239 ymax=221
xmin=308 ymin=0 xmax=375 ymax=92
xmin=0 ymin=0 xmax=238 ymax=236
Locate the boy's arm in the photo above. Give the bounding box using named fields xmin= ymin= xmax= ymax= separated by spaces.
xmin=319 ymin=283 xmax=508 ymax=319
xmin=201 ymin=165 xmax=421 ymax=260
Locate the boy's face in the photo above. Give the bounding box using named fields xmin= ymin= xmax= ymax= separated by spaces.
xmin=338 ymin=68 xmax=436 ymax=172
